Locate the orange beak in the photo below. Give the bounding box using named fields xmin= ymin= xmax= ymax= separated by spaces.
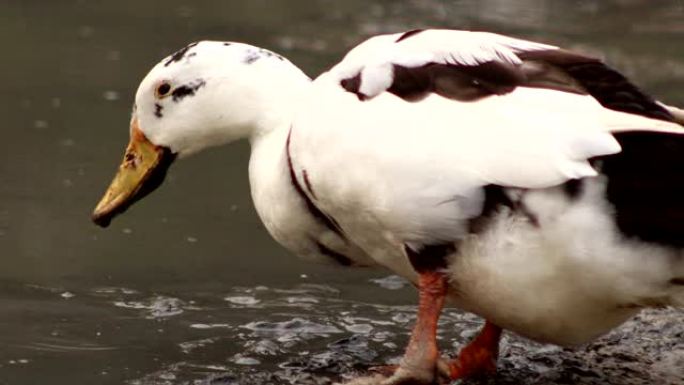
xmin=92 ymin=118 xmax=175 ymax=227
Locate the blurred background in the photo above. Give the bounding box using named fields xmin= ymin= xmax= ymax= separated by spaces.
xmin=1 ymin=1 xmax=683 ymax=384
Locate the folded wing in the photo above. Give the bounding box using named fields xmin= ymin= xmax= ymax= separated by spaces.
xmin=292 ymin=30 xmax=683 ymax=244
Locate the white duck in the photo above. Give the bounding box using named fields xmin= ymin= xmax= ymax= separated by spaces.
xmin=92 ymin=30 xmax=684 ymax=384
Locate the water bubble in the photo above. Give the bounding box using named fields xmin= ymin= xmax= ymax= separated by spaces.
xmin=243 ymin=318 xmax=342 ymax=338
xmin=34 ymin=120 xmax=48 ymax=129
xmin=224 ymin=296 xmax=260 ymax=306
xmin=114 ymin=296 xmax=185 ymax=319
xmin=344 ymin=323 xmax=373 ymax=334
xmin=59 ymin=138 xmax=75 ymax=147
xmin=249 ymin=339 xmax=280 ymax=355
xmin=286 ymin=296 xmax=318 ymax=304
xmin=189 ymin=323 xmax=231 ymax=330
xmin=277 ymin=36 xmax=295 ymax=50
xmin=232 ymin=355 xmax=260 ymax=366
xmin=158 ymin=372 xmax=176 ymax=380
xmin=179 ymin=337 xmax=218 ymax=354
xmin=78 ymin=25 xmax=93 ymax=38
xmin=383 ymin=342 xmax=397 ymax=349
xmin=391 ymin=313 xmax=412 ymax=324
xmin=93 ymin=287 xmax=138 ymax=295
xmin=103 ymin=91 xmax=119 ymax=101
xmin=370 ymin=275 xmax=409 ymax=290
xmin=106 ymin=50 xmax=120 ymax=61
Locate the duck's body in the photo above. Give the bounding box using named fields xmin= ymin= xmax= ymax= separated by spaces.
xmin=93 ymin=30 xmax=684 ymax=383
xmin=287 ymin=31 xmax=684 ymax=346
xmin=249 ymin=113 xmax=376 ymax=267
xmin=445 ymin=178 xmax=683 ymax=345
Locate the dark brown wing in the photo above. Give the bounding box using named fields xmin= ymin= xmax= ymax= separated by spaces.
xmin=519 ymin=49 xmax=675 ymax=122
xmin=340 ymin=42 xmax=675 ymax=123
xmin=341 ymin=61 xmax=525 ymax=102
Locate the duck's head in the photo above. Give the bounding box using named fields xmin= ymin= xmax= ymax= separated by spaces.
xmin=91 ymin=41 xmax=309 ymax=227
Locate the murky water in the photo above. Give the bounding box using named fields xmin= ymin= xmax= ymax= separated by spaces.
xmin=1 ymin=1 xmax=684 ymax=384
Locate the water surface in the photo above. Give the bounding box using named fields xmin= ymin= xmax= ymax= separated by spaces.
xmin=1 ymin=1 xmax=683 ymax=384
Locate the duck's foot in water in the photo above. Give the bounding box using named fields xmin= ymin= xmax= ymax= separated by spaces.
xmin=347 ymin=271 xmax=451 ymax=385
xmin=344 ymin=319 xmax=502 ymax=384
xmin=449 ymin=321 xmax=502 ymax=380
xmin=380 ymin=360 xmax=451 ymax=385
xmin=338 ymin=360 xmax=450 ymax=385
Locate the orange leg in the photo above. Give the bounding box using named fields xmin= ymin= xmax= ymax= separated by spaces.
xmin=384 ymin=271 xmax=448 ymax=384
xmin=449 ymin=321 xmax=502 ymax=380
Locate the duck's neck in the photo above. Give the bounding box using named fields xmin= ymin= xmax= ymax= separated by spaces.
xmin=245 ymin=59 xmax=313 ymax=251
xmin=247 ymin=86 xmax=310 ymax=255
xmin=244 ymin=60 xmax=312 ymax=144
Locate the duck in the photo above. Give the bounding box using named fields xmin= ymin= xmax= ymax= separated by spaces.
xmin=92 ymin=29 xmax=684 ymax=385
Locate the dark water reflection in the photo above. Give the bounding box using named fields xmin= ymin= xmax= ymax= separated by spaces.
xmin=1 ymin=1 xmax=684 ymax=384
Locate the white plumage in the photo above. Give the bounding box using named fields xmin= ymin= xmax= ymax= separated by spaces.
xmin=94 ymin=29 xmax=684 ymax=384
xmin=284 ymin=33 xmax=684 ymax=348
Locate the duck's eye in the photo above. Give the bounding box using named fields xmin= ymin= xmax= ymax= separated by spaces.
xmin=156 ymin=82 xmax=172 ymax=98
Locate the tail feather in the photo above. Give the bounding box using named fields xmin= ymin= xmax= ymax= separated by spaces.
xmin=658 ymin=102 xmax=684 ymax=126
xmin=594 ymin=131 xmax=684 ymax=248
xmin=601 ymin=106 xmax=684 ymax=134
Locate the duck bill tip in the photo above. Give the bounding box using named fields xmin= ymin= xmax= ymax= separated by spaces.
xmin=91 ymin=122 xmax=175 ymax=227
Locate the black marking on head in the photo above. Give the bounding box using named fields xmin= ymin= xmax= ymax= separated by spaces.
xmin=164 ymin=42 xmax=198 ymax=67
xmin=243 ymin=50 xmax=261 ymax=64
xmin=258 ymin=48 xmax=285 ymax=61
xmin=171 ymin=79 xmax=206 ymax=102
xmin=223 ymin=42 xmax=232 ymax=46
xmin=404 ymin=243 xmax=455 ymax=273
xmin=593 ymin=131 xmax=684 ymax=247
xmin=519 ymin=49 xmax=675 ymax=122
xmin=316 ymin=241 xmax=353 ymax=266
xmin=670 ymin=278 xmax=684 ymax=285
xmin=396 ymin=29 xmax=425 ymax=43
xmin=242 ymin=48 xmax=284 ymax=64
xmin=286 ymin=129 xmax=346 ymax=239
xmin=154 ymin=103 xmax=164 ymax=118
